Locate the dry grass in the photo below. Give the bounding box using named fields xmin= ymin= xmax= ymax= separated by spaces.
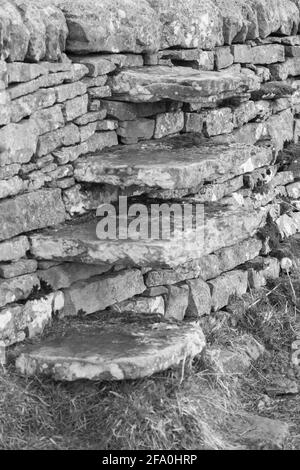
xmin=0 ymin=360 xmax=242 ymax=450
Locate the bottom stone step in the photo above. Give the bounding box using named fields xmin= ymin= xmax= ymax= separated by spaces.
xmin=15 ymin=320 xmax=205 ymax=381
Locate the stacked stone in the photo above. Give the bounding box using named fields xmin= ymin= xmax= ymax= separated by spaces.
xmin=1 ymin=0 xmax=300 ymax=377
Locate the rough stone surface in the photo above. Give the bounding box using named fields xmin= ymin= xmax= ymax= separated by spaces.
xmin=0 ymin=119 xmax=39 ymax=166
xmin=0 ymin=259 xmax=38 ymax=279
xmin=232 ymin=44 xmax=285 ymax=64
xmin=117 ymin=119 xmax=155 ymax=144
xmin=209 ymin=270 xmax=248 ymax=311
xmin=108 ymin=66 xmax=259 ymax=103
xmin=37 ymin=262 xmax=111 ymax=290
xmin=60 ymin=0 xmax=160 ymax=54
xmin=0 ymin=189 xmax=66 ymax=242
xmin=165 ymin=285 xmax=189 ymax=321
xmin=0 ymin=236 xmax=29 ymax=262
xmin=231 ymin=414 xmax=290 ymax=450
xmin=154 ymin=112 xmax=184 ymax=139
xmin=15 ymin=320 xmax=206 ymax=381
xmin=63 ymin=269 xmax=146 ymax=316
xmin=186 ymin=279 xmax=212 ymax=318
xmin=111 ymin=296 xmax=165 ymax=315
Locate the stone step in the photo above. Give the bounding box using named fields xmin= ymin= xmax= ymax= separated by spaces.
xmin=107 ymin=65 xmax=260 ymax=103
xmin=15 ymin=320 xmax=205 ymax=381
xmin=74 ymin=135 xmax=273 ymax=192
xmin=29 ymin=204 xmax=268 ymax=269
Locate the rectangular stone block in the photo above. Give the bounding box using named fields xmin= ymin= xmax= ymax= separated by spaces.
xmin=88 ymin=86 xmax=111 ymax=99
xmin=0 ymin=274 xmax=40 ymax=308
xmin=117 ymin=119 xmax=155 ymax=144
xmin=269 ymin=57 xmax=300 ymax=80
xmin=0 ymin=236 xmax=29 ymax=262
xmin=215 ymin=46 xmax=234 ymax=70
xmin=209 ymin=270 xmax=248 ymax=311
xmin=285 ymin=46 xmax=300 ymax=57
xmin=53 ymin=82 xmax=87 ymax=102
xmin=0 ymin=259 xmax=38 ymax=279
xmin=62 ymin=94 xmax=88 ymax=121
xmin=70 ymin=55 xmax=116 ymax=77
xmin=32 ymin=105 xmax=65 ymax=135
xmin=10 ymin=88 xmax=56 ymax=123
xmin=154 ymin=111 xmax=184 ymax=139
xmin=0 ymin=119 xmax=39 ymax=166
xmin=63 ymin=269 xmax=145 ymax=316
xmin=0 ymin=189 xmax=66 ymax=241
xmin=184 ymin=113 xmax=204 ymax=133
xmin=7 ymin=62 xmax=48 ymax=84
xmin=232 ymin=44 xmax=285 ymax=64
xmin=186 ymin=279 xmax=211 ymax=318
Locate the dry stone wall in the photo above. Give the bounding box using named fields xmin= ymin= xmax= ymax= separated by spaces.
xmin=1 ymin=0 xmax=300 ymax=358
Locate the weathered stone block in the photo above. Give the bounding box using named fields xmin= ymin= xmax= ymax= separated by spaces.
xmin=232 ymin=44 xmax=285 ymax=64
xmin=154 ymin=111 xmax=184 ymax=139
xmin=0 ymin=119 xmax=39 ymax=166
xmin=10 ymin=88 xmax=56 ymax=123
xmin=186 ymin=278 xmax=211 ymax=318
xmin=37 ymin=124 xmax=81 ymax=156
xmin=63 ymin=269 xmax=146 ymax=316
xmin=209 ymin=270 xmax=248 ymax=311
xmin=0 ymin=189 xmax=66 ymax=241
xmin=269 ymin=57 xmax=300 ymax=80
xmin=0 ymin=259 xmax=38 ymax=279
xmin=15 ymin=320 xmax=205 ymax=381
xmin=165 ymin=285 xmax=189 ymax=321
xmin=216 ymin=238 xmax=263 ymax=273
xmin=0 ymin=236 xmax=29 ymax=263
xmin=62 ymin=94 xmax=88 ymax=121
xmin=37 ymin=263 xmax=111 ymax=290
xmin=247 ymin=257 xmax=280 ymax=289
xmin=215 ymin=46 xmax=234 ymax=70
xmin=111 ymin=296 xmax=165 ymax=315
xmin=0 ymin=274 xmax=40 ymax=308
xmin=184 ymin=113 xmax=204 ymax=133
xmin=102 ymin=100 xmax=167 ymax=121
xmin=109 ymin=65 xmax=260 ymax=103
xmin=53 ymin=82 xmax=87 ymax=102
xmin=150 ymin=0 xmax=223 ymax=50
xmin=0 ymin=90 xmax=10 ymax=126
xmin=7 ymin=62 xmax=47 ymax=84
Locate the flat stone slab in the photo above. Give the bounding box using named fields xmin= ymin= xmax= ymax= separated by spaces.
xmin=108 ymin=65 xmax=260 ymax=102
xmin=30 ymin=204 xmax=268 ymax=268
xmin=74 ymin=136 xmax=273 ymax=191
xmin=15 ymin=321 xmax=205 ymax=381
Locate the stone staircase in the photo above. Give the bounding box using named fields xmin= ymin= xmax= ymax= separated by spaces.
xmin=1 ymin=0 xmax=300 ymax=389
